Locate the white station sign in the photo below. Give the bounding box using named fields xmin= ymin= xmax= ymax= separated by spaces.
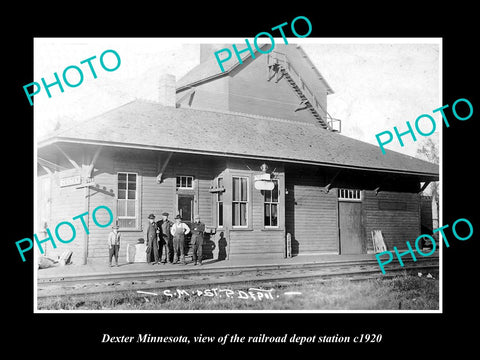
xmin=60 ymin=175 xmax=81 ymax=187
xmin=254 ymin=180 xmax=275 ymax=191
xmin=254 ymin=173 xmax=271 ymax=181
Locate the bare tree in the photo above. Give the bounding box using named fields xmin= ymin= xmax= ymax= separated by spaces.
xmin=417 ymin=137 xmax=439 ymax=164
xmin=416 ymin=136 xmax=439 ymax=237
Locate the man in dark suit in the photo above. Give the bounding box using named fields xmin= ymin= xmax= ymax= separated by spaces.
xmin=191 ymin=215 xmax=205 ymax=265
xmin=146 ymin=213 xmax=159 ymax=264
xmin=157 ymin=212 xmax=173 ymax=264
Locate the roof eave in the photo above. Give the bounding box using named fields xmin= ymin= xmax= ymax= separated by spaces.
xmin=38 ymin=136 xmax=439 ymax=180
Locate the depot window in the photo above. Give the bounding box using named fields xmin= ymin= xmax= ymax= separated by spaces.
xmin=176 ymin=175 xmax=194 ymax=189
xmin=117 ymin=172 xmax=138 ymax=228
xmin=338 ymin=188 xmax=362 ymax=201
xmin=217 ymin=177 xmax=224 ymax=228
xmin=264 ymin=180 xmax=279 ymax=227
xmin=232 ymin=176 xmax=248 ymax=227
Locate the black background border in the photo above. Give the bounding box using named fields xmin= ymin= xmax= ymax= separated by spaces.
xmin=6 ymin=5 xmax=478 ymax=355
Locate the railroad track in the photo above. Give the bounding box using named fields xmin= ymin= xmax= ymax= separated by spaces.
xmin=37 ymin=256 xmax=439 ymax=298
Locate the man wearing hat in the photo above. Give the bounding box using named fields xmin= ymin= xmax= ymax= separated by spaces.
xmin=107 ymin=224 xmax=121 ymax=267
xmin=191 ymin=215 xmax=206 ymax=266
xmin=170 ymin=215 xmax=190 ymax=264
xmin=146 ymin=213 xmax=160 ymax=264
xmin=157 ymin=212 xmax=173 ymax=264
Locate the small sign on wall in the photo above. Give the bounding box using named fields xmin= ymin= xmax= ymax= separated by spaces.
xmin=254 ymin=173 xmax=271 ymax=181
xmin=76 ymin=177 xmax=96 ymax=188
xmin=59 ymin=175 xmax=81 ymax=187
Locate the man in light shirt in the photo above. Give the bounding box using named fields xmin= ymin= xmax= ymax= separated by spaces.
xmin=170 ymin=215 xmax=190 ymax=265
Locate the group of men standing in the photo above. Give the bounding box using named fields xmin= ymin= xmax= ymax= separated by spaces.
xmin=146 ymin=212 xmax=205 ymax=266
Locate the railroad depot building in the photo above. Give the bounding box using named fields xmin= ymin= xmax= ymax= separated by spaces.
xmin=36 ymin=44 xmax=439 ymax=265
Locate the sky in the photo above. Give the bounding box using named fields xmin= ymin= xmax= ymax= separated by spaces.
xmin=33 ymin=38 xmax=441 ymax=159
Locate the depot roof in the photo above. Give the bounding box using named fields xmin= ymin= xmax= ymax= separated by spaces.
xmin=38 ymin=100 xmax=439 ymax=179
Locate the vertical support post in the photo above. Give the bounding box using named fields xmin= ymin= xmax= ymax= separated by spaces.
xmin=432 ymin=193 xmax=439 ymax=240
xmin=286 ymin=232 xmax=292 ymax=258
xmin=82 ymin=148 xmax=90 ymax=265
xmin=224 ymin=166 xmax=232 ymax=260
xmin=195 ymin=176 xmax=200 ymax=219
xmin=226 ymin=227 xmax=231 ymax=261
xmin=83 ymin=185 xmax=90 ymax=265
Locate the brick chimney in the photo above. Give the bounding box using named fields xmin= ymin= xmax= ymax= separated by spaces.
xmin=157 ymin=73 xmax=176 ymax=107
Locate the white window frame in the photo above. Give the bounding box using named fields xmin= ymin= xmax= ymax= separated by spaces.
xmin=117 ymin=172 xmax=139 ymax=229
xmin=216 ymin=177 xmax=224 ymax=228
xmin=338 ymin=188 xmax=362 ymax=202
xmin=232 ymin=176 xmax=249 ymax=228
xmin=264 ymin=179 xmax=280 ymax=228
xmin=176 ymin=175 xmax=194 ymax=189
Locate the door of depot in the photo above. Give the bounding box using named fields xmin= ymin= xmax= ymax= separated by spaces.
xmin=178 ymin=194 xmax=194 ymax=222
xmin=338 ymin=201 xmax=364 ymax=254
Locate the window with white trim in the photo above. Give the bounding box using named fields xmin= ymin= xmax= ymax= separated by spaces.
xmin=117 ymin=172 xmax=138 ymax=228
xmin=217 ymin=177 xmax=224 ymax=228
xmin=176 ymin=175 xmax=194 ymax=189
xmin=338 ymin=188 xmax=362 ymax=201
xmin=264 ymin=180 xmax=279 ymax=227
xmin=232 ymin=176 xmax=248 ymax=227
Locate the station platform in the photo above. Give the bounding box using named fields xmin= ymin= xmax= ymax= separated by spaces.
xmin=36 ymin=253 xmax=381 ymax=280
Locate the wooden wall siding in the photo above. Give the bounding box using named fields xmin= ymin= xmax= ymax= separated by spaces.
xmin=285 ymin=172 xmax=339 ymax=255
xmin=177 ymin=45 xmax=330 ymax=126
xmin=197 ymin=171 xmax=213 ymax=226
xmin=221 ymin=159 xmax=286 ymax=257
xmin=292 ymin=184 xmax=338 ymax=254
xmin=327 ymin=168 xmax=421 ymax=195
xmin=228 ymin=231 xmax=285 ymax=257
xmin=228 ymin=52 xmax=326 ymax=125
xmin=37 ymin=174 xmax=51 ymax=231
xmin=40 ymin=168 xmax=86 ymax=265
xmin=363 ymin=190 xmax=421 ymax=252
xmin=420 ymin=196 xmax=433 ymax=233
xmin=39 ymin=144 xmax=425 ymax=262
xmin=37 ymin=144 xmax=101 ymax=264
xmin=172 ymin=154 xmax=219 ymax=227
xmin=84 ymin=149 xmax=150 ymax=259
xmin=86 ymin=151 xmax=219 ymax=260
xmin=86 ymin=166 xmax=121 ymax=259
xmin=227 ymin=175 xmax=285 ymax=256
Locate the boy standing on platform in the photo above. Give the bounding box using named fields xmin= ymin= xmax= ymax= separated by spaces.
xmin=107 ymin=224 xmax=121 ymax=267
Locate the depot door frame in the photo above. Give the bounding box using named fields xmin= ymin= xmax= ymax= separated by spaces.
xmin=177 ymin=193 xmax=195 ymax=222
xmin=174 ymin=173 xmax=198 ymax=221
xmin=337 ymin=191 xmax=366 ymax=255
